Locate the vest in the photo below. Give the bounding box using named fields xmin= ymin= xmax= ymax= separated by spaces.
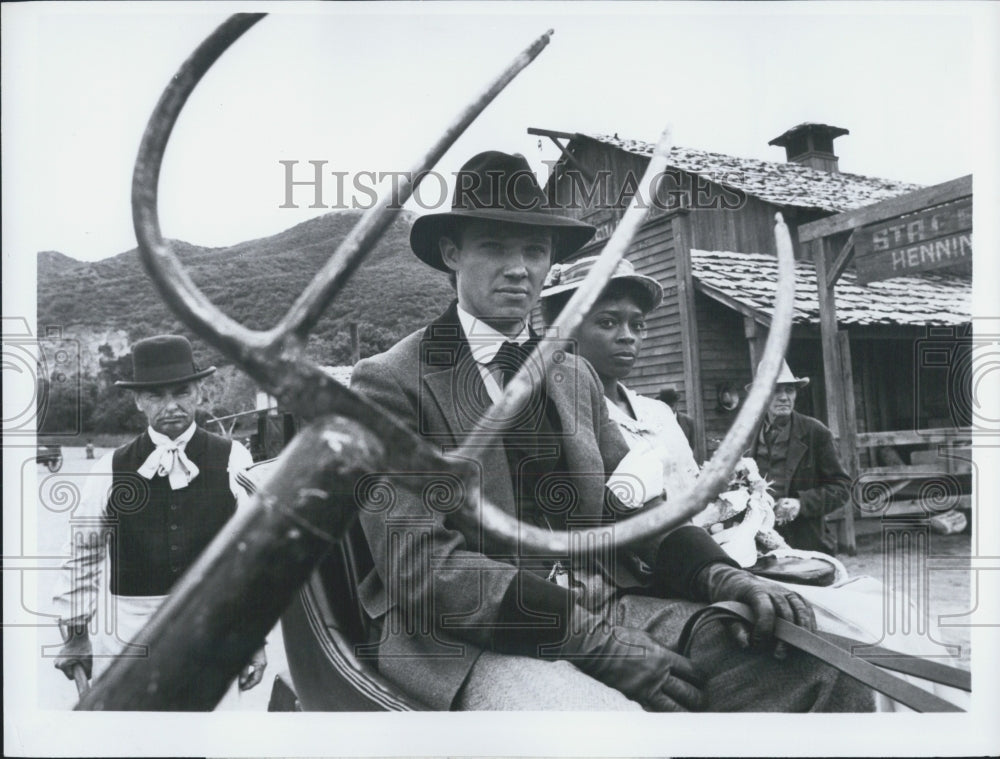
xmin=753 ymin=417 xmax=792 ymax=499
xmin=107 ymin=428 xmax=236 ymax=596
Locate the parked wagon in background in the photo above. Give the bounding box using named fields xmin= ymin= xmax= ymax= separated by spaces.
xmin=37 ymin=442 xmax=63 ymax=472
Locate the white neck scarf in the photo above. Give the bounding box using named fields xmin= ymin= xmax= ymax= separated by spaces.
xmin=137 ymin=423 xmax=199 ymax=490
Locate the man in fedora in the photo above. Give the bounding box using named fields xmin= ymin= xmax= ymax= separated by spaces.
xmin=351 ymin=151 xmax=872 ymax=712
xmin=52 ymin=335 xmax=266 ymax=693
xmin=746 ymin=359 xmax=851 ymax=553
xmin=657 ymin=385 xmax=698 ymax=453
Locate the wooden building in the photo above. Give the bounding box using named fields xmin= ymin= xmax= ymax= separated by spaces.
xmin=532 ymin=124 xmax=972 ymax=532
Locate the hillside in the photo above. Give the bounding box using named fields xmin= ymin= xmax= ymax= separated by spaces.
xmin=37 ymin=210 xmax=454 ymax=369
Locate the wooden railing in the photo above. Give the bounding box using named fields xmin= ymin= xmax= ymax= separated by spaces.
xmin=851 ymin=427 xmax=972 ymax=518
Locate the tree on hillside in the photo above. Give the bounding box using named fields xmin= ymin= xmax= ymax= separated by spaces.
xmin=199 ymin=368 xmax=258 ymax=435
xmin=37 ymin=370 xmax=97 ymax=437
xmin=88 ymin=344 xmax=146 ymax=433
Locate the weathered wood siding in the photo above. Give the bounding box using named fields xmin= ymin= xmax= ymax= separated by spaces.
xmin=619 ymin=218 xmax=683 ymax=398
xmin=549 ymin=137 xmax=651 ymax=225
xmin=686 ymin=195 xmax=809 ymax=259
xmin=693 ymin=292 xmax=753 ymax=454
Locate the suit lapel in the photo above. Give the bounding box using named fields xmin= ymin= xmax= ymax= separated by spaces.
xmin=544 ymin=351 xmax=573 ymax=439
xmin=419 ymin=302 xmax=517 ymax=514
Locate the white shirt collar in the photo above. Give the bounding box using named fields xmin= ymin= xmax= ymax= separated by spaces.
xmin=606 ymin=383 xmax=642 ymax=426
xmin=147 ymin=422 xmax=197 ymax=449
xmin=456 ymin=303 xmax=530 ymax=365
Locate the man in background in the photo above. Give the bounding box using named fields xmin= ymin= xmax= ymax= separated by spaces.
xmin=747 ymin=360 xmax=851 ymax=554
xmin=658 ymin=385 xmax=697 ymax=453
xmin=52 ymin=335 xmax=266 ymax=693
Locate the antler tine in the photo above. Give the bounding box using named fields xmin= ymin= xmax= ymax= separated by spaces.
xmin=131 ymin=14 xmax=554 ymax=460
xmin=544 ymin=127 xmax=677 ymax=354
xmin=132 ymin=14 xmax=270 ymax=360
xmin=465 ymin=206 xmax=798 ymax=553
xmin=274 ymin=30 xmax=556 ymax=344
xmin=133 ymin=15 xmax=553 ymax=383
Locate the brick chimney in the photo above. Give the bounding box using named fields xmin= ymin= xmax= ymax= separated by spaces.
xmin=769 ymin=123 xmax=849 ymax=173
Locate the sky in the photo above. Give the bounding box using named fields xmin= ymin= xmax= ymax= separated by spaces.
xmin=2 ymin=1 xmax=997 ymax=263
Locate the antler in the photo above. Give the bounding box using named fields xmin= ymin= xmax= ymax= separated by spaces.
xmin=132 ymin=13 xmax=552 ymax=430
xmin=130 ymin=13 xmax=796 ymax=557
xmin=80 ymin=13 xmax=796 ymax=711
xmin=83 ymin=12 xmax=562 ymax=711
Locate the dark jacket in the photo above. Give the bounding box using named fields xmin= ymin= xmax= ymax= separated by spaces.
xmin=675 ymin=411 xmax=697 ymax=452
xmin=747 ymin=411 xmax=850 ymax=554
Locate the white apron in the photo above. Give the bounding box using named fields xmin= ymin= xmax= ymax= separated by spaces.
xmin=90 ymin=594 xmax=167 ymax=679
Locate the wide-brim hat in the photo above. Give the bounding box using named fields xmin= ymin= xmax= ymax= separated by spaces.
xmin=745 ymin=359 xmax=809 ymax=392
xmin=409 ymin=151 xmax=596 ymax=271
xmin=540 ymin=255 xmax=664 ymax=312
xmin=115 ymin=335 xmax=216 ymax=389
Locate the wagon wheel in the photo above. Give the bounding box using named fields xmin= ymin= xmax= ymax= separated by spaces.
xmin=78 ymin=13 xmax=798 ymax=711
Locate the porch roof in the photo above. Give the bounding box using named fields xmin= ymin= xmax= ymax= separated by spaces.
xmin=690 ymin=249 xmax=972 ymax=327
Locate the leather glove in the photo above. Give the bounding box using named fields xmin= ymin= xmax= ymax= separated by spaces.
xmin=556 ymin=607 xmax=706 ymax=712
xmin=238 ymin=646 xmax=267 ymax=691
xmin=54 ymin=624 xmax=93 ymax=681
xmin=694 ymin=562 xmax=816 ymax=658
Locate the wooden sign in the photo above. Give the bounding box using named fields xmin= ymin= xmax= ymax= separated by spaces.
xmin=854 ymin=197 xmax=972 ymax=284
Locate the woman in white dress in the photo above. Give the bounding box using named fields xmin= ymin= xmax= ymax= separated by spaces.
xmin=540 ymin=257 xmax=700 ymax=506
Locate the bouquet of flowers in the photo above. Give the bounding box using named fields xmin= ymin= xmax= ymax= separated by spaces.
xmin=690 ymin=457 xmax=788 ymax=567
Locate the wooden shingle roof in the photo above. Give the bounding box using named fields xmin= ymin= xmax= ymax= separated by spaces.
xmin=588 ymin=133 xmax=921 ymax=213
xmin=690 ymin=249 xmax=971 ymax=326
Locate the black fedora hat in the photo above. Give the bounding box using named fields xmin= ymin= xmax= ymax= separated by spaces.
xmin=410 ymin=151 xmax=596 ymax=271
xmin=115 ymin=335 xmax=216 ymax=389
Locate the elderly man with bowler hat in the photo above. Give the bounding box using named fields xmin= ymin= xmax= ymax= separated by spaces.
xmin=52 ymin=335 xmax=266 ymax=693
xmin=746 ymin=360 xmax=851 ymax=554
xmin=350 ymin=151 xmax=873 ymax=712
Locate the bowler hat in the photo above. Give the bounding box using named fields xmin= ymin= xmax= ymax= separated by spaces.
xmin=745 ymin=359 xmax=809 ymax=392
xmin=115 ymin=335 xmax=216 ymax=389
xmin=540 ymin=255 xmax=664 ymax=312
xmin=409 ymin=151 xmax=596 ymax=271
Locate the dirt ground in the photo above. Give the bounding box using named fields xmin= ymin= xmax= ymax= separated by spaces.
xmin=27 ymin=447 xmax=972 ymax=712
xmin=838 ymin=529 xmax=972 ymax=669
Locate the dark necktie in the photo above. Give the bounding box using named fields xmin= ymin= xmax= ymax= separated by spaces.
xmin=488 ymin=339 xmax=566 ymax=540
xmin=490 ymin=340 xmax=532 ymax=388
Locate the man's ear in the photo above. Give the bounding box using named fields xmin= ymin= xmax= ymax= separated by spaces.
xmin=439 ymin=236 xmax=461 ymax=273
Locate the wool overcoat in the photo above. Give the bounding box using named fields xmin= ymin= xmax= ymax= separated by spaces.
xmin=748 ymin=411 xmax=851 ymax=553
